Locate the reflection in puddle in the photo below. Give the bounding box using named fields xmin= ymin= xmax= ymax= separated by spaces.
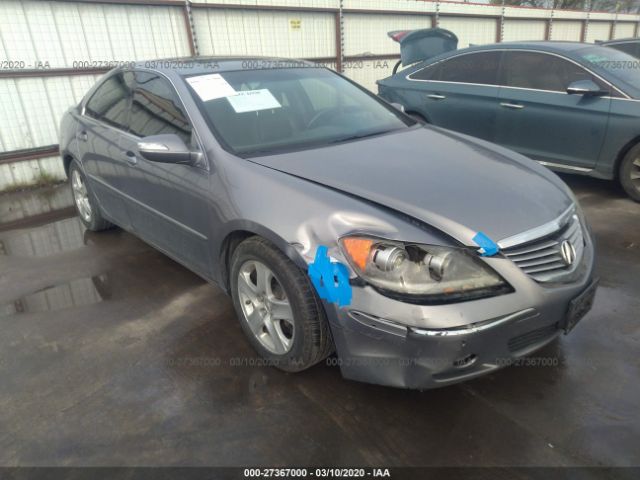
xmin=0 ymin=274 xmax=110 ymax=317
xmin=0 ymin=216 xmax=86 ymax=258
xmin=0 ymin=184 xmax=74 ymax=225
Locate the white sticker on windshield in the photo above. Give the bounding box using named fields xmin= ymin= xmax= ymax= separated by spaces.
xmin=226 ymin=89 xmax=282 ymax=113
xmin=186 ymin=74 xmax=236 ymax=101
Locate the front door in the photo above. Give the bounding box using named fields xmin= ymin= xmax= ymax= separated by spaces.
xmin=116 ymin=71 xmax=213 ymax=278
xmin=494 ymin=51 xmax=611 ymax=170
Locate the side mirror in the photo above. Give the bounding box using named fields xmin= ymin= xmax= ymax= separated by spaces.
xmin=566 ymin=80 xmax=607 ymax=97
xmin=390 ymin=102 xmax=406 ymax=112
xmin=137 ymin=134 xmax=202 ymax=165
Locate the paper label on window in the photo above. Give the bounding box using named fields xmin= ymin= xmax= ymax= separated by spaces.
xmin=226 ymin=89 xmax=282 ymax=113
xmin=186 ymin=74 xmax=236 ymax=102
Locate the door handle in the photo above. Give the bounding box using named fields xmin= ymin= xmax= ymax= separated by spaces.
xmin=427 ymin=94 xmax=446 ymax=100
xmin=77 ymin=131 xmax=88 ymax=142
xmin=500 ymin=102 xmax=524 ymax=109
xmin=125 ymin=150 xmax=138 ymax=166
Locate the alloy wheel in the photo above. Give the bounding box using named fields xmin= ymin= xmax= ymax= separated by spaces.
xmin=237 ymin=260 xmax=295 ymax=355
xmin=71 ymin=169 xmax=92 ymax=223
xmin=631 ymin=156 xmax=640 ymax=191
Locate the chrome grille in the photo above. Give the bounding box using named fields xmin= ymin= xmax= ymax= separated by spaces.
xmin=501 ymin=209 xmax=585 ymax=283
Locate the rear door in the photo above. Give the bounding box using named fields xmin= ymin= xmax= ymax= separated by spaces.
xmin=116 ymin=71 xmax=213 ymax=278
xmin=77 ymin=71 xmax=134 ymax=228
xmin=405 ymin=50 xmax=502 ymax=141
xmin=494 ymin=51 xmax=611 ymax=170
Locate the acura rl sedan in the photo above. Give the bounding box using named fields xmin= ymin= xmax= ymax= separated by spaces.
xmin=378 ymin=32 xmax=640 ymax=202
xmin=59 ymin=58 xmax=597 ymax=389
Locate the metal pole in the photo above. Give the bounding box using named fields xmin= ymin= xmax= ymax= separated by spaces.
xmin=499 ymin=0 xmax=505 ymax=43
xmin=546 ymin=9 xmax=554 ymax=41
xmin=184 ymin=0 xmax=199 ymax=56
xmin=335 ymin=0 xmax=344 ymax=73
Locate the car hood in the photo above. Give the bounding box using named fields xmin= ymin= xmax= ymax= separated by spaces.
xmin=248 ymin=127 xmax=573 ymax=246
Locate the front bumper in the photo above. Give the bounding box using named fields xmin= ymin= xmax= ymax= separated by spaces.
xmin=323 ymin=231 xmax=596 ymax=390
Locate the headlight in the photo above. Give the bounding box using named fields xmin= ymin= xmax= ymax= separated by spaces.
xmin=340 ymin=236 xmax=511 ymax=304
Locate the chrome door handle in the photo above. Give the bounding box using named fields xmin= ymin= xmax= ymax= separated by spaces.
xmin=77 ymin=131 xmax=88 ymax=142
xmin=500 ymin=102 xmax=524 ymax=109
xmin=427 ymin=94 xmax=446 ymax=100
xmin=125 ymin=151 xmax=138 ymax=166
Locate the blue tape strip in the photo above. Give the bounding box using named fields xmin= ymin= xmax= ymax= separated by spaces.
xmin=472 ymin=231 xmax=500 ymax=257
xmin=308 ymin=246 xmax=352 ymax=307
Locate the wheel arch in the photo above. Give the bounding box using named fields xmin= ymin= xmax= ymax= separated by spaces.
xmin=614 ymin=134 xmax=640 ymax=180
xmin=62 ymin=153 xmax=75 ymax=177
xmin=218 ymin=221 xmax=309 ymax=294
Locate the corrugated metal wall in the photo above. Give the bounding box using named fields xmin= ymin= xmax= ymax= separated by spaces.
xmin=193 ymin=9 xmax=336 ymax=58
xmin=503 ymin=20 xmax=547 ymax=42
xmin=1 ymin=0 xmax=639 ymax=192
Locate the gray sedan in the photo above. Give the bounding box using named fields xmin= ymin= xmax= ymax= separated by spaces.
xmin=59 ymin=58 xmax=596 ymax=389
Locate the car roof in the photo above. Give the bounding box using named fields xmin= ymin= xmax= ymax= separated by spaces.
xmin=600 ymin=37 xmax=639 ymax=44
xmin=126 ymin=56 xmax=317 ymax=76
xmin=461 ymin=40 xmax=592 ymax=54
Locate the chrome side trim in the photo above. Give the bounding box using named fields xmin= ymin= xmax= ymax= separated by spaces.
xmin=406 ymin=48 xmax=630 ymax=99
xmin=497 ymin=204 xmax=575 ymax=249
xmin=538 ymin=160 xmax=593 ymax=172
xmin=409 ymin=308 xmax=538 ymax=337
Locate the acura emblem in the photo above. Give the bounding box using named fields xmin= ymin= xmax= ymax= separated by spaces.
xmin=560 ymin=240 xmax=576 ymax=266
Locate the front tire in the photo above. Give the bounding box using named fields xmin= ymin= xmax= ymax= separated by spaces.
xmin=69 ymin=160 xmax=113 ymax=231
xmin=620 ymin=144 xmax=640 ymax=202
xmin=230 ymin=236 xmax=333 ymax=372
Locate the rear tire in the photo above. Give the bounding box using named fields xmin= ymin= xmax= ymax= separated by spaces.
xmin=620 ymin=144 xmax=640 ymax=202
xmin=230 ymin=236 xmax=333 ymax=372
xmin=69 ymin=160 xmax=113 ymax=231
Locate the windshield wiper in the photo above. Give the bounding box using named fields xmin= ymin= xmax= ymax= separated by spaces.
xmin=328 ymin=129 xmax=397 ymax=145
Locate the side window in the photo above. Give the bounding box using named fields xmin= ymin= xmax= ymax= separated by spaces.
xmin=411 ymin=52 xmax=501 ymax=85
xmin=439 ymin=52 xmax=501 ymax=85
xmin=500 ymin=51 xmax=607 ymax=92
xmin=85 ymin=73 xmax=131 ymax=130
xmin=608 ymin=42 xmax=639 ymax=58
xmin=411 ymin=62 xmax=442 ymax=81
xmin=129 ymin=72 xmax=192 ymax=145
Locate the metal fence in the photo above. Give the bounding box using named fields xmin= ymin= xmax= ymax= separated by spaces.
xmin=1 ymin=0 xmax=639 ymax=191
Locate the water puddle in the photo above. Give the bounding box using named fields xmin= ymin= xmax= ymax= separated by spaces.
xmin=0 ymin=184 xmax=74 ymax=226
xmin=0 ymin=216 xmax=86 ymax=257
xmin=0 ymin=274 xmax=110 ymax=318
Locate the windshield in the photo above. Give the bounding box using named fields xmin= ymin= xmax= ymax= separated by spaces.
xmin=575 ymin=45 xmax=640 ymax=94
xmin=183 ymin=67 xmax=412 ymax=156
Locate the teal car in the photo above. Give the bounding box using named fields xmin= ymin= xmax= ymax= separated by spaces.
xmin=378 ymin=32 xmax=640 ymax=201
xmin=600 ymin=37 xmax=640 ymax=59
